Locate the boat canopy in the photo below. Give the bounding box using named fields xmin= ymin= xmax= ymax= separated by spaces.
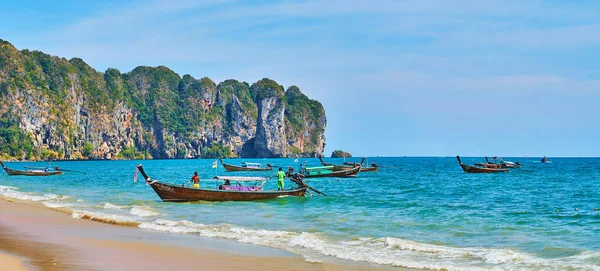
xmin=213 ymin=176 xmax=268 ymax=182
xmin=242 ymin=162 xmax=262 ymax=166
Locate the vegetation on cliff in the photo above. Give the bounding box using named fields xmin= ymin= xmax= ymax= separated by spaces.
xmin=331 ymin=150 xmax=352 ymax=158
xmin=0 ymin=39 xmax=327 ymax=160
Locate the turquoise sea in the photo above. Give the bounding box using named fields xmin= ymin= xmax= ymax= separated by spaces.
xmin=1 ymin=157 xmax=600 ymax=270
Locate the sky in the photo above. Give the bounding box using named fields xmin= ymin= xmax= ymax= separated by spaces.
xmin=2 ymin=0 xmax=600 ymax=157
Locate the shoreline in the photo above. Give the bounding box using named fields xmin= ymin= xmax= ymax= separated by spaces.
xmin=0 ymin=197 xmax=399 ymax=271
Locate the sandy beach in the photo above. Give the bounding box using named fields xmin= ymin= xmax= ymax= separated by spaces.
xmin=0 ymin=252 xmax=27 ymax=270
xmin=0 ymin=197 xmax=397 ymax=271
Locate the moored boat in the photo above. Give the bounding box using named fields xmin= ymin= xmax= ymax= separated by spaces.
xmin=219 ymin=158 xmax=273 ymax=172
xmin=0 ymin=160 xmax=63 ymax=176
xmin=136 ymin=164 xmax=310 ymax=202
xmin=291 ymin=164 xmax=361 ymax=178
xmin=457 ymin=156 xmax=508 ymax=173
xmin=318 ymin=157 xmax=378 ymax=172
xmin=475 ymin=157 xmax=521 ymax=169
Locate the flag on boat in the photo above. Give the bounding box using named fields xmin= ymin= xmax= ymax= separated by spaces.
xmin=212 ymin=160 xmax=218 ymax=169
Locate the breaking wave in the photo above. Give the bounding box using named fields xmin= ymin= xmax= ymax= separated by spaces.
xmin=138 ymin=219 xmax=600 ymax=270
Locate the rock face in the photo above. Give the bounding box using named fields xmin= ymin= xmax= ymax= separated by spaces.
xmin=331 ymin=150 xmax=352 ymax=158
xmin=250 ymin=79 xmax=287 ymax=158
xmin=0 ymin=39 xmax=327 ymax=160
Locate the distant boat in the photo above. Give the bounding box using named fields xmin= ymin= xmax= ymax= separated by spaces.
xmin=457 ymin=156 xmax=508 ymax=173
xmin=318 ymin=157 xmax=379 ymax=172
xmin=137 ymin=164 xmax=311 ymax=202
xmin=290 ymin=164 xmax=360 ymax=178
xmin=219 ymin=158 xmax=273 ymax=172
xmin=475 ymin=157 xmax=521 ymax=169
xmin=541 ymin=156 xmax=548 ymax=163
xmin=0 ymin=160 xmax=63 ymax=176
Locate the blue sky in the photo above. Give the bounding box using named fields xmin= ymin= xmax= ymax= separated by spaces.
xmin=2 ymin=0 xmax=600 ymax=157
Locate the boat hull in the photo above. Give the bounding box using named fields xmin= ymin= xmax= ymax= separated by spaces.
xmin=149 ymin=181 xmax=307 ymax=202
xmin=0 ymin=161 xmax=63 ymax=176
xmin=302 ymin=166 xmax=361 ymax=178
xmin=219 ymin=159 xmax=273 ymax=172
xmin=456 ymin=156 xmax=508 ymax=173
xmin=319 ymin=157 xmax=378 ymax=172
xmin=221 ymin=163 xmax=273 ymax=172
xmin=460 ymin=164 xmax=507 ymax=173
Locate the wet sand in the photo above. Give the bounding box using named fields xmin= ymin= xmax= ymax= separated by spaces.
xmin=0 ymin=252 xmax=27 ymax=270
xmin=0 ymin=198 xmax=398 ymax=271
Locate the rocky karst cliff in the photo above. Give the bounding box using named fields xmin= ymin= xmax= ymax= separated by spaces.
xmin=0 ymin=39 xmax=326 ymax=160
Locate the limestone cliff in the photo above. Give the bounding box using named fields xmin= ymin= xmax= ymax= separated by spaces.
xmin=0 ymin=39 xmax=326 ymax=160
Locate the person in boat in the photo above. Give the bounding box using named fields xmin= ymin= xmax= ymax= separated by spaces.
xmin=190 ymin=172 xmax=200 ymax=188
xmin=219 ymin=180 xmax=231 ymax=190
xmin=44 ymin=167 xmax=49 ymax=172
xmin=277 ymin=167 xmax=285 ymax=191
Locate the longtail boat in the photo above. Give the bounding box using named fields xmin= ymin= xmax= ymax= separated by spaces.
xmin=456 ymin=156 xmax=508 ymax=173
xmin=0 ymin=160 xmax=63 ymax=176
xmin=318 ymin=157 xmax=379 ymax=172
xmin=475 ymin=157 xmax=521 ymax=169
xmin=137 ymin=164 xmax=312 ymax=202
xmin=289 ymin=164 xmax=360 ymax=178
xmin=219 ymin=158 xmax=273 ymax=172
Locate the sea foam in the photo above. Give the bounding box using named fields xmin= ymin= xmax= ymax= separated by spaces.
xmin=138 ymin=219 xmax=600 ymax=270
xmin=0 ymin=185 xmax=70 ymax=202
xmin=129 ymin=205 xmax=161 ymax=217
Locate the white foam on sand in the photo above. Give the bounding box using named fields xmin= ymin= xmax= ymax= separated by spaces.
xmin=71 ymin=210 xmax=139 ymax=225
xmin=139 ymin=219 xmax=600 ymax=270
xmin=129 ymin=205 xmax=161 ymax=217
xmin=0 ymin=185 xmax=69 ymax=202
xmin=102 ymin=202 xmax=126 ymax=209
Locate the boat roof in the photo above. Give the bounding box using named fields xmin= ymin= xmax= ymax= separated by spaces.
xmin=242 ymin=162 xmax=262 ymax=166
xmin=213 ymin=176 xmax=267 ymax=182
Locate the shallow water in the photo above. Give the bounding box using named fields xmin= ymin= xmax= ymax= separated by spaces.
xmin=1 ymin=157 xmax=599 ymax=270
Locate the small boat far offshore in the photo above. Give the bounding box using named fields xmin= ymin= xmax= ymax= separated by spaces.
xmin=456 ymin=156 xmax=508 ymax=173
xmin=290 ymin=163 xmax=361 ymax=178
xmin=0 ymin=160 xmax=63 ymax=176
xmin=219 ymin=158 xmax=273 ymax=172
xmin=475 ymin=157 xmax=521 ymax=169
xmin=318 ymin=157 xmax=379 ymax=172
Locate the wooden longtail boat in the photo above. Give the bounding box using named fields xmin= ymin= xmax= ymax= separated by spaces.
xmin=318 ymin=157 xmax=379 ymax=172
xmin=475 ymin=157 xmax=521 ymax=169
xmin=292 ymin=164 xmax=361 ymax=178
xmin=219 ymin=158 xmax=273 ymax=172
xmin=456 ymin=156 xmax=508 ymax=173
xmin=137 ymin=164 xmax=308 ymax=202
xmin=0 ymin=161 xmax=63 ymax=176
